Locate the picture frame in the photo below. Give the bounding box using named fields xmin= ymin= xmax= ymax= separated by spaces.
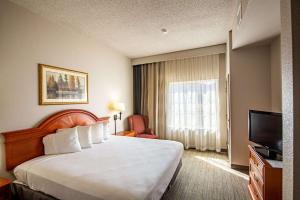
xmin=39 ymin=64 xmax=89 ymax=105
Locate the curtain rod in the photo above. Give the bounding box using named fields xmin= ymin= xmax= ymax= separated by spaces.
xmin=131 ymin=44 xmax=226 ymax=65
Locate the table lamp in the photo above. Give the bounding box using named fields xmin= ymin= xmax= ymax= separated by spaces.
xmin=108 ymin=101 xmax=125 ymax=135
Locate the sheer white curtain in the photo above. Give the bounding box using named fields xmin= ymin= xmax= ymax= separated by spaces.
xmin=165 ymin=55 xmax=221 ymax=152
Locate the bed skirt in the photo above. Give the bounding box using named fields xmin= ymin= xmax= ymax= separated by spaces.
xmin=11 ymin=160 xmax=182 ymax=200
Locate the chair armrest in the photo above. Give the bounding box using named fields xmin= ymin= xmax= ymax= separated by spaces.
xmin=145 ymin=128 xmax=155 ymax=135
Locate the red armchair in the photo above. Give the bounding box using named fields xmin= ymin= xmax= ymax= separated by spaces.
xmin=128 ymin=115 xmax=158 ymax=139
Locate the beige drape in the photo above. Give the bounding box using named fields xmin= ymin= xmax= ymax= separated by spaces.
xmin=140 ymin=55 xmax=221 ymax=149
xmin=165 ymin=55 xmax=221 ymax=151
xmin=165 ymin=55 xmax=219 ymax=82
xmin=141 ymin=62 xmax=166 ymax=139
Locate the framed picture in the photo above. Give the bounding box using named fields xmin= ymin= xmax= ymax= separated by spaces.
xmin=39 ymin=64 xmax=88 ymax=105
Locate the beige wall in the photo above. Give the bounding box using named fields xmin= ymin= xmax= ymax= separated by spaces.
xmin=270 ymin=36 xmax=282 ymax=112
xmin=0 ymin=0 xmax=132 ymax=178
xmin=228 ymin=36 xmax=282 ymax=166
xmin=232 ymin=0 xmax=280 ymax=49
xmin=229 ymin=45 xmax=271 ymax=166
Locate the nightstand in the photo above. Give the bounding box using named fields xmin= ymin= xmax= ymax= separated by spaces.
xmin=116 ymin=131 xmax=136 ymax=137
xmin=0 ymin=178 xmax=12 ymax=200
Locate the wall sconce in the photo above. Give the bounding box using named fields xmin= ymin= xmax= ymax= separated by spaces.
xmin=108 ymin=101 xmax=125 ymax=135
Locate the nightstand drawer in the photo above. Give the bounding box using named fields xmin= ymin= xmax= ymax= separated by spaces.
xmin=0 ymin=178 xmax=12 ymax=200
xmin=117 ymin=131 xmax=136 ymax=137
xmin=0 ymin=185 xmax=11 ymax=200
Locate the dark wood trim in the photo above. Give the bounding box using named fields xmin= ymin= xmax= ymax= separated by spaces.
xmin=221 ymin=148 xmax=228 ymax=153
xmin=231 ymin=164 xmax=249 ymax=170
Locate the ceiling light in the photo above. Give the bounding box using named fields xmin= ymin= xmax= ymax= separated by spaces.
xmin=161 ymin=28 xmax=168 ymax=34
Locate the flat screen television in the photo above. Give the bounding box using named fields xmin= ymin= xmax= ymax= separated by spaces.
xmin=248 ymin=110 xmax=282 ymax=155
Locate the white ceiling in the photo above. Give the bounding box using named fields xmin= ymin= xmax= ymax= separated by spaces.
xmin=10 ymin=0 xmax=235 ymax=58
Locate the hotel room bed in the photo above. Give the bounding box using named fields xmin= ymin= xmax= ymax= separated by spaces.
xmin=2 ymin=110 xmax=183 ymax=200
xmin=13 ymin=136 xmax=183 ymax=200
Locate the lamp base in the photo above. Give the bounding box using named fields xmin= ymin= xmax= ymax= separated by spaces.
xmin=113 ymin=112 xmax=122 ymax=135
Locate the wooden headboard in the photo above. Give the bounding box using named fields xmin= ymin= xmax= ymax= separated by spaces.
xmin=2 ymin=109 xmax=109 ymax=170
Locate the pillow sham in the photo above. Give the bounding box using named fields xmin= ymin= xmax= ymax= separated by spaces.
xmin=43 ymin=127 xmax=81 ymax=155
xmin=103 ymin=122 xmax=110 ymax=140
xmin=90 ymin=123 xmax=104 ymax=143
xmin=76 ymin=125 xmax=92 ymax=148
xmin=43 ymin=133 xmax=57 ymax=155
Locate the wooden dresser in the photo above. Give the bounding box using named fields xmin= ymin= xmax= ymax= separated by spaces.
xmin=248 ymin=145 xmax=282 ymax=200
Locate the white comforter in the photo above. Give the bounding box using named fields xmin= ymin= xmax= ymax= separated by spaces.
xmin=14 ymin=136 xmax=183 ymax=200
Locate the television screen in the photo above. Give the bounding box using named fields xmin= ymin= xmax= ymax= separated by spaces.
xmin=249 ymin=110 xmax=282 ymax=154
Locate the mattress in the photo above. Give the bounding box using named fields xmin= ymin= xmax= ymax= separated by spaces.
xmin=14 ymin=136 xmax=183 ymax=200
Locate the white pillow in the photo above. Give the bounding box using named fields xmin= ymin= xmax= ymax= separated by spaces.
xmin=103 ymin=122 xmax=110 ymax=140
xmin=43 ymin=134 xmax=58 ymax=155
xmin=42 ymin=128 xmax=81 ymax=155
xmin=55 ymin=128 xmax=81 ymax=153
xmin=90 ymin=123 xmax=104 ymax=143
xmin=76 ymin=125 xmax=92 ymax=148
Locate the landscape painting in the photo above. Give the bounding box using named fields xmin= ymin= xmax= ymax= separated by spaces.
xmin=39 ymin=64 xmax=88 ymax=105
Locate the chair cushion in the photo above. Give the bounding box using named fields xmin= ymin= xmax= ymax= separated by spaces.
xmin=132 ymin=116 xmax=146 ymax=134
xmin=136 ymin=134 xmax=158 ymax=139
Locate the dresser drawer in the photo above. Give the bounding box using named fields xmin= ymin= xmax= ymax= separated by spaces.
xmin=250 ymin=167 xmax=264 ymax=197
xmin=248 ymin=183 xmax=262 ymax=200
xmin=250 ymin=151 xmax=264 ymax=176
xmin=250 ymin=160 xmax=264 ymax=181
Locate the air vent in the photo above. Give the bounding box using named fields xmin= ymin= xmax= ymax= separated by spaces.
xmin=237 ymin=2 xmax=242 ymax=27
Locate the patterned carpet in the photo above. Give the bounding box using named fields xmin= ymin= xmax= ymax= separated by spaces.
xmin=162 ymin=150 xmax=251 ymax=200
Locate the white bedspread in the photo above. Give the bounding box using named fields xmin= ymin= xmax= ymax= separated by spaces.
xmin=14 ymin=136 xmax=183 ymax=200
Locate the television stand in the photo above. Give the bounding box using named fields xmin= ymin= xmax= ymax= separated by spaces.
xmin=248 ymin=145 xmax=282 ymax=200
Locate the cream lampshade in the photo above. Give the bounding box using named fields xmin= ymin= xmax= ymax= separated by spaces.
xmin=108 ymin=102 xmax=125 ymax=113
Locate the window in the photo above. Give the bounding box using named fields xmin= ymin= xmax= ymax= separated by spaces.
xmin=167 ymin=79 xmax=219 ymax=132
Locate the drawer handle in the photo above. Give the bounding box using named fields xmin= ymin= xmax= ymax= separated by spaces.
xmin=254 ymin=175 xmax=259 ymax=182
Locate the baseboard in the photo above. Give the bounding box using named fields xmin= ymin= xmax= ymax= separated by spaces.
xmin=231 ymin=164 xmax=249 ymax=170
xmin=221 ymin=148 xmax=228 ymax=153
